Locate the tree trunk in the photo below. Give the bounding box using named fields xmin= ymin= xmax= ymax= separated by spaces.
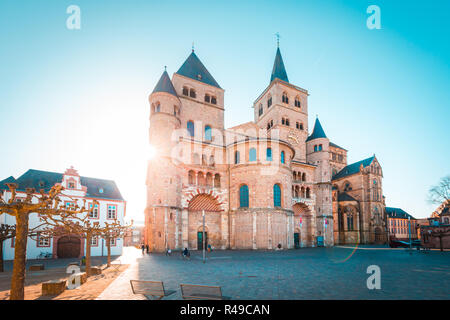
xmin=0 ymin=239 xmax=4 ymax=273
xmin=10 ymin=213 xmax=29 ymax=300
xmin=85 ymin=233 xmax=91 ymax=277
xmin=106 ymin=236 xmax=111 ymax=267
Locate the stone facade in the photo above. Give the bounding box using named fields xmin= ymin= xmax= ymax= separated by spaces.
xmin=145 ymin=46 xmax=387 ymax=252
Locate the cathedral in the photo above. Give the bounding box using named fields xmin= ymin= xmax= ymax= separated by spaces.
xmin=144 ymin=45 xmax=388 ymax=252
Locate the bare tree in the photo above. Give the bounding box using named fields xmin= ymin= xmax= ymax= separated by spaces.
xmin=428 ymin=175 xmax=450 ymax=205
xmin=0 ymin=183 xmax=96 ymax=300
xmin=0 ymin=224 xmax=16 ymax=272
xmin=98 ymin=220 xmax=132 ymax=267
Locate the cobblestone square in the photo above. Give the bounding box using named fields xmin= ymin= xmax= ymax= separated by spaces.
xmin=98 ymin=246 xmax=450 ymax=300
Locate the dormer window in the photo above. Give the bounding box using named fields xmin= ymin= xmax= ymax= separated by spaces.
xmin=189 ymin=88 xmax=196 ymax=98
xmin=182 ymin=87 xmax=189 ymax=96
xmin=282 ymin=92 xmax=289 ymax=104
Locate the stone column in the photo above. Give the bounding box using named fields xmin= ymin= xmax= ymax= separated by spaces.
xmin=181 ymin=209 xmax=189 ymax=249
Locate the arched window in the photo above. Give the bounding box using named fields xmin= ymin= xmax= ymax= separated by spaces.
xmin=249 ymin=148 xmax=257 ymax=162
xmin=282 ymin=92 xmax=289 ymax=104
xmin=281 ymin=151 xmax=285 ymax=164
xmin=155 ymin=102 xmax=160 ymax=113
xmin=306 ymin=187 xmax=311 ymax=198
xmin=182 ymin=87 xmax=189 ymax=96
xmin=314 ymin=145 xmax=318 ymax=152
xmin=188 ymin=170 xmax=195 ymax=185
xmin=239 ymin=185 xmax=249 ymax=208
xmin=189 ymin=88 xmax=196 ymax=98
xmin=214 ymin=174 xmax=221 ymax=188
xmin=266 ymin=148 xmax=272 ymax=161
xmin=234 ymin=151 xmax=240 ymax=164
xmin=267 ymin=96 xmax=272 ymax=108
xmin=209 ymin=155 xmax=215 ymax=166
xmin=285 ymin=119 xmax=290 ymax=126
xmin=347 ymin=213 xmax=354 ymax=231
xmin=273 ymin=184 xmax=281 ymax=207
xmin=282 ymin=118 xmax=285 ymax=125
xmin=318 ymin=144 xmax=323 ymax=151
xmin=197 ymin=172 xmax=205 ymax=186
xmin=293 ymin=172 xmax=297 ymax=181
xmin=211 ymin=96 xmax=217 ymax=104
xmin=294 ymin=186 xmax=299 ymax=198
xmin=187 ymin=121 xmax=195 ymax=137
xmin=206 ymin=173 xmax=212 ymax=187
xmin=205 ymin=125 xmax=212 ymax=141
xmin=344 ymin=182 xmax=352 ymax=192
xmin=302 ymin=173 xmax=306 ymax=181
xmin=202 ymin=154 xmax=207 ymax=165
xmin=301 ymin=187 xmax=305 ymax=198
xmin=267 ymin=120 xmax=273 ymax=130
xmin=204 ymin=94 xmax=210 ymax=103
xmin=295 ymin=97 xmax=301 ymax=108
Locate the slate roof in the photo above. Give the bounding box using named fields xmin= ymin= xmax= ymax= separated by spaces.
xmin=306 ymin=118 xmax=327 ymax=142
xmin=329 ymin=142 xmax=347 ymax=151
xmin=0 ymin=169 xmax=124 ymax=201
xmin=270 ymin=47 xmax=289 ymax=83
xmin=176 ymin=51 xmax=221 ymax=88
xmin=337 ymin=192 xmax=357 ymax=202
xmin=332 ymin=156 xmax=375 ymax=180
xmin=152 ymin=70 xmax=178 ymax=97
xmin=386 ymin=207 xmax=416 ymax=220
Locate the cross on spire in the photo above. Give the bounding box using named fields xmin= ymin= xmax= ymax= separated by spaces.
xmin=192 ymin=41 xmax=195 ymax=52
xmin=275 ymin=32 xmax=280 ymax=48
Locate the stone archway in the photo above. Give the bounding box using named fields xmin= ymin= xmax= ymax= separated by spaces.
xmin=187 ymin=193 xmax=223 ymax=250
xmin=293 ymin=203 xmax=313 ymax=247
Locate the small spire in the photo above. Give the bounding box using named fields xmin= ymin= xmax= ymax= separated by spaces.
xmin=192 ymin=41 xmax=195 ymax=52
xmin=164 ymin=65 xmax=167 ymax=71
xmin=275 ymin=32 xmax=280 ymax=48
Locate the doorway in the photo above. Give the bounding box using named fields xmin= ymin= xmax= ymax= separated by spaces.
xmin=57 ymin=236 xmax=81 ymax=258
xmin=197 ymin=231 xmax=208 ymax=250
xmin=294 ymin=232 xmax=300 ymax=249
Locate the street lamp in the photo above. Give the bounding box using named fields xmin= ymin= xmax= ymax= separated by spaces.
xmin=202 ymin=210 xmax=206 ymax=264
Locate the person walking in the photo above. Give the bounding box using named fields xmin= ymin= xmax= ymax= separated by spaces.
xmin=146 ymin=244 xmax=149 ymax=254
xmin=141 ymin=243 xmax=145 ymax=255
xmin=182 ymin=247 xmax=190 ymax=260
xmin=166 ymin=247 xmax=172 ymax=256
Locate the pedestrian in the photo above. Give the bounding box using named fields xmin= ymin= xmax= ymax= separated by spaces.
xmin=166 ymin=248 xmax=172 ymax=256
xmin=207 ymin=244 xmax=212 ymax=252
xmin=182 ymin=247 xmax=190 ymax=260
xmin=146 ymin=244 xmax=149 ymax=254
xmin=141 ymin=243 xmax=145 ymax=255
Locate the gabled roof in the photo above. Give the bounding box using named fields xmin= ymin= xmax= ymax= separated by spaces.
xmin=0 ymin=176 xmax=17 ymax=187
xmin=306 ymin=118 xmax=327 ymax=142
xmin=337 ymin=192 xmax=357 ymax=202
xmin=332 ymin=156 xmax=375 ymax=180
xmin=152 ymin=70 xmax=178 ymax=97
xmin=270 ymin=47 xmax=289 ymax=83
xmin=0 ymin=169 xmax=124 ymax=201
xmin=386 ymin=207 xmax=416 ymax=220
xmin=329 ymin=142 xmax=347 ymax=151
xmin=176 ymin=51 xmax=221 ymax=88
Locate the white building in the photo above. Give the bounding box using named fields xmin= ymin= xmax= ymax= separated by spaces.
xmin=0 ymin=167 xmax=126 ymax=260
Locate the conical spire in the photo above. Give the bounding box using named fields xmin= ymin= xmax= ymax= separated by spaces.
xmin=176 ymin=51 xmax=221 ymax=88
xmin=270 ymin=47 xmax=289 ymax=83
xmin=306 ymin=117 xmax=328 ymax=142
xmin=152 ymin=69 xmax=178 ymax=97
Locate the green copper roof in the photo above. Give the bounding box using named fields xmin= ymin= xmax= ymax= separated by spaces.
xmin=306 ymin=118 xmax=327 ymax=142
xmin=270 ymin=47 xmax=289 ymax=83
xmin=386 ymin=207 xmax=416 ymax=220
xmin=152 ymin=70 xmax=178 ymax=97
xmin=332 ymin=156 xmax=375 ymax=180
xmin=176 ymin=51 xmax=221 ymax=88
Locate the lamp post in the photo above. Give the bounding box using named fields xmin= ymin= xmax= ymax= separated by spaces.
xmin=202 ymin=210 xmax=206 ymax=264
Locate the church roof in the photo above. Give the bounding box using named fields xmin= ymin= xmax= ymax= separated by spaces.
xmin=0 ymin=169 xmax=124 ymax=201
xmin=152 ymin=70 xmax=178 ymax=97
xmin=337 ymin=192 xmax=357 ymax=202
xmin=332 ymin=156 xmax=375 ymax=180
xmin=330 ymin=142 xmax=347 ymax=151
xmin=306 ymin=118 xmax=327 ymax=142
xmin=386 ymin=207 xmax=416 ymax=220
xmin=176 ymin=51 xmax=221 ymax=88
xmin=270 ymin=47 xmax=289 ymax=83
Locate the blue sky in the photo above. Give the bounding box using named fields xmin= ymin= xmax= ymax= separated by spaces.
xmin=0 ymin=0 xmax=449 ymax=221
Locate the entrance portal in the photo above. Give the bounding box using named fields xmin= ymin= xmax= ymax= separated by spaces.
xmin=294 ymin=232 xmax=300 ymax=249
xmin=57 ymin=236 xmax=81 ymax=258
xmin=197 ymin=231 xmax=208 ymax=250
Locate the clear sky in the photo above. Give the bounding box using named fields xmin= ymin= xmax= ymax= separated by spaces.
xmin=0 ymin=0 xmax=449 ymax=222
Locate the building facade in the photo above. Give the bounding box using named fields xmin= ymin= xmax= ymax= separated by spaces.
xmin=145 ymin=46 xmax=387 ymax=252
xmin=386 ymin=207 xmax=418 ymax=241
xmin=420 ymin=200 xmax=450 ymax=250
xmin=0 ymin=167 xmax=126 ymax=260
